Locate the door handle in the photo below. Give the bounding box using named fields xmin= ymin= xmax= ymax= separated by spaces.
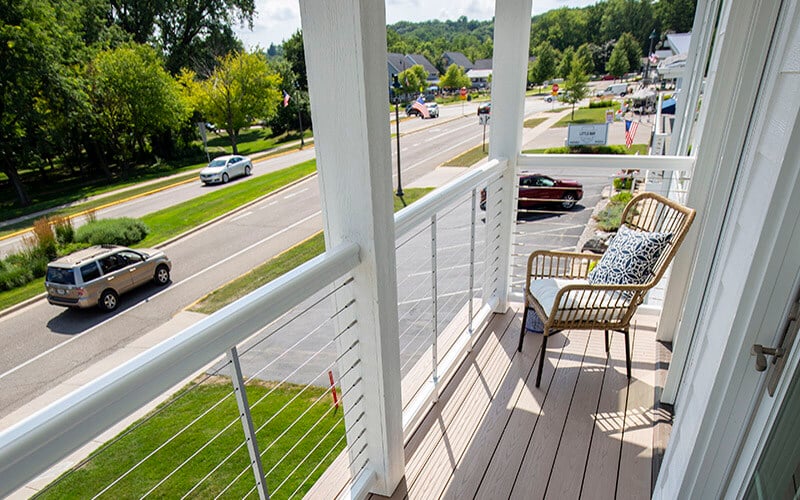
xmin=751 ymin=344 xmax=785 ymax=372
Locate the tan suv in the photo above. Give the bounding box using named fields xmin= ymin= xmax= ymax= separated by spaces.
xmin=45 ymin=245 xmax=171 ymax=312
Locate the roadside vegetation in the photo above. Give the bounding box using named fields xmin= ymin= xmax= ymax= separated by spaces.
xmin=192 ymin=188 xmax=433 ymax=314
xmin=595 ymin=190 xmax=635 ymax=231
xmin=553 ymin=101 xmax=620 ymax=126
xmin=38 ymin=380 xmax=344 ymax=499
xmin=443 ymin=145 xmax=489 ymax=167
xmin=523 ymin=117 xmax=548 ymax=128
xmin=522 ymin=144 xmax=648 ymax=155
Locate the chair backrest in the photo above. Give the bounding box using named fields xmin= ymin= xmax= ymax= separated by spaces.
xmin=620 ymin=192 xmax=696 ymax=286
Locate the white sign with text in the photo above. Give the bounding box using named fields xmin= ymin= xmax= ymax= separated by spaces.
xmin=566 ymin=123 xmax=608 ymax=146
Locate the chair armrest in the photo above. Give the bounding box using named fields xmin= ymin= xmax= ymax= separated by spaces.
xmin=526 ymin=250 xmax=602 ymax=281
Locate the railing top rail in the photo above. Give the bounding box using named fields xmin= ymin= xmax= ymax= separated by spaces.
xmin=0 ymin=241 xmax=361 ymax=498
xmin=394 ymin=158 xmax=506 ymax=237
xmin=518 ymin=153 xmax=695 ymax=172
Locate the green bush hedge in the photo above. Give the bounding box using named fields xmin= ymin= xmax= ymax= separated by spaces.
xmin=543 ymin=145 xmax=631 ymax=155
xmin=594 ymin=191 xmax=635 ymax=232
xmin=75 ymin=218 xmax=149 ymax=246
xmin=589 ymin=99 xmax=616 ymax=108
xmin=613 ymin=177 xmax=634 ymax=190
xmin=0 ymin=248 xmax=49 ymax=292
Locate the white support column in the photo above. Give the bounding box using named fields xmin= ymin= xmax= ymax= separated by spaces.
xmin=485 ymin=0 xmax=532 ymax=310
xmin=299 ymin=0 xmax=404 ymax=496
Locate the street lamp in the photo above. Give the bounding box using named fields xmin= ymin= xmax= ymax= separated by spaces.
xmin=391 ymin=74 xmax=405 ymax=200
xmin=644 ymin=29 xmax=658 ymax=82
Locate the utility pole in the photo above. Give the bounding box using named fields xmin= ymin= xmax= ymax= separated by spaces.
xmin=392 ymin=75 xmax=405 ymax=203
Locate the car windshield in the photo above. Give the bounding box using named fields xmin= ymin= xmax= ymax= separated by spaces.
xmin=208 ymin=159 xmax=227 ymax=167
xmin=46 ymin=266 xmax=75 ymax=285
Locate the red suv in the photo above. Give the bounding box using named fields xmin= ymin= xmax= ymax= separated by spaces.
xmin=480 ymin=173 xmax=583 ymax=211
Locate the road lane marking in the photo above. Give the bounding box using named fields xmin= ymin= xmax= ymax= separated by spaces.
xmin=230 ymin=211 xmax=253 ymax=222
xmin=283 ymin=187 xmax=309 ymax=199
xmin=0 ymin=210 xmax=323 ymax=382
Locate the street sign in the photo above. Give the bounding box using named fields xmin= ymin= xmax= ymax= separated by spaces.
xmin=552 ymin=84 xmax=559 ymax=95
xmin=566 ymin=123 xmax=608 ymax=146
xmin=460 ymin=87 xmax=467 ymax=100
xmin=479 ymin=114 xmax=490 ymax=125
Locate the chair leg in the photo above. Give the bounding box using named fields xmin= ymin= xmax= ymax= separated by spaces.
xmin=604 ymin=329 xmax=610 ymax=354
xmin=518 ymin=307 xmax=529 ymax=352
xmin=623 ymin=328 xmax=631 ymax=379
xmin=535 ymin=334 xmax=548 ymax=388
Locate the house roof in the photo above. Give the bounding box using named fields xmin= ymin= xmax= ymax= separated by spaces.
xmin=473 ymin=58 xmax=493 ymax=70
xmin=442 ymin=51 xmax=474 ymax=70
xmin=405 ymin=54 xmax=439 ymax=77
xmin=665 ymin=32 xmax=692 ymax=55
xmin=466 ymin=69 xmax=492 ymax=79
xmin=387 ymin=52 xmax=409 ymax=74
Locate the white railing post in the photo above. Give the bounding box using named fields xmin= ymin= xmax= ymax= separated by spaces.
xmin=486 ymin=0 xmax=533 ymax=311
xmin=227 ymin=347 xmax=269 ymax=500
xmin=299 ymin=0 xmax=404 ymax=496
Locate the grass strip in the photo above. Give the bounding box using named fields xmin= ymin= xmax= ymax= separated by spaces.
xmin=136 ymin=160 xmax=317 ymax=248
xmin=0 ymin=278 xmax=44 ymax=313
xmin=553 ymin=104 xmax=621 ymax=127
xmin=442 ymin=145 xmax=488 ymax=168
xmin=38 ymin=379 xmax=345 ymax=499
xmin=192 ymin=187 xmax=433 ymax=314
xmin=523 ymin=117 xmax=547 ymax=129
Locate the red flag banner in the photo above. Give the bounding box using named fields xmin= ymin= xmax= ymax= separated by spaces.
xmin=625 ymin=119 xmax=639 ymax=149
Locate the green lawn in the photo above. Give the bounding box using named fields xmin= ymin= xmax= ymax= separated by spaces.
xmin=523 ymin=117 xmax=548 ymax=129
xmin=205 ymin=128 xmax=311 ymax=156
xmin=553 ymin=104 xmax=620 ymax=127
xmin=0 ymin=279 xmax=44 ymax=313
xmin=192 ymin=187 xmax=432 ymax=314
xmin=442 ymin=144 xmax=489 ymax=167
xmin=38 ymin=380 xmax=345 ymax=499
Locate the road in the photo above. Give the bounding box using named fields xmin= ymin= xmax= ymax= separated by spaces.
xmin=0 ymin=95 xmax=597 ymax=420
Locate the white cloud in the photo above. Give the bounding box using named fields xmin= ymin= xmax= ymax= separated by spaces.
xmin=236 ymin=0 xmax=598 ymax=49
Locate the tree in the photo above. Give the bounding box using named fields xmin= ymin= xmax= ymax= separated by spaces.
xmin=561 ymin=56 xmax=590 ymax=121
xmin=267 ymin=58 xmax=311 ymax=137
xmin=600 ymin=0 xmax=656 ymax=51
xmin=108 ymin=0 xmax=255 ymax=74
xmin=616 ymin=32 xmax=642 ymax=75
xmin=0 ymin=0 xmax=88 ymax=206
xmin=529 ymin=41 xmax=557 ymax=85
xmin=655 ymin=0 xmax=698 ymax=33
xmin=86 ymin=44 xmax=190 ymax=168
xmin=607 ymin=42 xmax=629 ymax=79
xmin=283 ymin=30 xmax=307 ymax=90
xmin=574 ymin=43 xmax=595 ymax=75
xmin=556 ymin=46 xmax=574 ymax=79
xmin=191 ymin=51 xmax=282 ymax=154
xmin=439 ymin=64 xmax=470 ymax=91
xmin=398 ymin=64 xmax=428 ymax=96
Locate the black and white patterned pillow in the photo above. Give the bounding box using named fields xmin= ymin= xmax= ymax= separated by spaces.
xmin=588 ymin=225 xmax=672 ymax=286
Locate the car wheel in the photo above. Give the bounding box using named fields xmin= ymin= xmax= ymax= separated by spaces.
xmin=222 ymin=173 xmax=229 ymax=183
xmin=245 ymin=165 xmax=251 ymax=176
xmin=561 ymin=193 xmax=577 ymax=209
xmin=154 ymin=265 xmax=170 ymax=285
xmin=99 ymin=289 xmax=119 ymax=312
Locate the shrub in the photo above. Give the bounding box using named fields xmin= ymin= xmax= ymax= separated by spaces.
xmin=594 ymin=191 xmax=635 ymax=232
xmin=611 ymin=190 xmax=634 ymax=205
xmin=543 ymin=145 xmax=630 ymax=155
xmin=613 ymin=177 xmax=633 ymax=190
xmin=51 ymin=216 xmax=75 ymax=245
xmin=0 ymin=248 xmax=49 ymax=292
xmin=589 ymin=99 xmax=616 ymax=108
xmin=75 ymin=218 xmax=150 ymax=246
xmin=27 ymin=217 xmax=58 ymax=260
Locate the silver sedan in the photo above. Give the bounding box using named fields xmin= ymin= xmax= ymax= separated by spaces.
xmin=199 ymin=155 xmax=253 ymax=184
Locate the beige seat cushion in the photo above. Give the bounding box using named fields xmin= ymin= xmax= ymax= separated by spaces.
xmin=529 ymin=278 xmax=631 ymax=323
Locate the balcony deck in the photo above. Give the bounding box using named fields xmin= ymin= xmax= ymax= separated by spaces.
xmin=311 ymin=304 xmax=668 ymax=499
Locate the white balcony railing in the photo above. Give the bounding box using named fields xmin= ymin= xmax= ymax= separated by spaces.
xmin=0 ymin=153 xmax=694 ymax=498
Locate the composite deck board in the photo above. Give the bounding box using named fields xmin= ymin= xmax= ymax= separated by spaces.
xmin=617 ymin=320 xmax=657 ymax=499
xmin=473 ymin=332 xmax=569 ymax=499
xmin=579 ymin=328 xmax=631 ymax=500
xmin=545 ymin=330 xmax=609 ymax=499
xmin=509 ymin=329 xmax=592 ymax=500
xmin=312 ymin=307 xmax=659 ymax=500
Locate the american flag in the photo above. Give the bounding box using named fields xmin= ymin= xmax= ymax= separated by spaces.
xmin=625 ymin=119 xmax=639 ymax=148
xmin=411 ymin=96 xmax=429 ymax=118
xmin=649 ymin=52 xmax=659 ymax=65
xmin=282 ymin=90 xmax=291 ymax=107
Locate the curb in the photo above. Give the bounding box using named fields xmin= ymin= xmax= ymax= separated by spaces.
xmin=0 ymin=172 xmax=319 ymax=321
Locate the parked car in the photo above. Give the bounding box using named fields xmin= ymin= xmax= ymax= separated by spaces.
xmin=480 ymin=173 xmax=583 ymax=211
xmin=199 ymin=155 xmax=253 ymax=185
xmin=45 ymin=245 xmax=172 ymax=312
xmin=477 ymin=102 xmax=491 ymax=116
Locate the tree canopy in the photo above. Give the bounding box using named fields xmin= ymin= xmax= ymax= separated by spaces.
xmin=439 ymin=64 xmax=471 ymax=91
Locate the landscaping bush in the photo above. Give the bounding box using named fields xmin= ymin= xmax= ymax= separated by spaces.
xmin=543 ymin=145 xmax=630 ymax=155
xmin=611 ymin=190 xmax=634 ymax=205
xmin=75 ymin=218 xmax=149 ymax=246
xmin=29 ymin=218 xmax=58 ymax=260
xmin=594 ymin=191 xmax=636 ymax=232
xmin=51 ymin=216 xmax=75 ymax=245
xmin=613 ymin=177 xmax=633 ymax=190
xmin=589 ymin=99 xmax=616 ymax=108
xmin=0 ymin=248 xmax=49 ymax=292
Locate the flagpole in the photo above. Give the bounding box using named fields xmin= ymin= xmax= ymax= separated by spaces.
xmin=296 ymin=88 xmax=304 ymax=149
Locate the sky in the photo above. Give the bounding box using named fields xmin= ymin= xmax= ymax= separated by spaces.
xmin=234 ymin=0 xmax=598 ymax=50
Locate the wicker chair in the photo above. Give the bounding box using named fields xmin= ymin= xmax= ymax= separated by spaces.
xmin=518 ymin=192 xmax=696 ymax=387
